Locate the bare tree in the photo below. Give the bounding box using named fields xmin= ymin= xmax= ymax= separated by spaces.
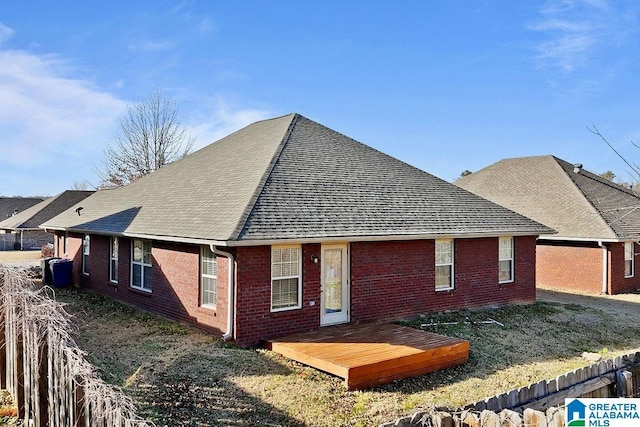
xmin=589 ymin=125 xmax=640 ymax=183
xmin=70 ymin=180 xmax=90 ymax=190
xmin=98 ymin=90 xmax=195 ymax=188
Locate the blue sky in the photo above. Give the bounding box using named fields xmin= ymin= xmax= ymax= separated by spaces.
xmin=1 ymin=1 xmax=639 ymax=196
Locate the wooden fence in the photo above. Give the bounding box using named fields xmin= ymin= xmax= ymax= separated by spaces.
xmin=382 ymin=351 xmax=640 ymax=426
xmin=0 ymin=265 xmax=153 ymax=427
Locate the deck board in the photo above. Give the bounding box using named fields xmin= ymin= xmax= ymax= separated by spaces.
xmin=266 ymin=322 xmax=469 ymax=390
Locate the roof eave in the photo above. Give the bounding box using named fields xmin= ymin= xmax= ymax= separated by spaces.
xmin=540 ymin=235 xmax=639 ymax=243
xmin=41 ymin=225 xmax=229 ymax=247
xmin=227 ymin=229 xmax=556 ymax=247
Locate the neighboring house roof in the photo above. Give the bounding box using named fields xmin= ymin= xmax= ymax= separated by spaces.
xmin=456 ymin=155 xmax=640 ymax=241
xmin=42 ymin=114 xmax=552 ymax=245
xmin=0 ymin=191 xmax=94 ymax=231
xmin=0 ymin=197 xmax=44 ymax=221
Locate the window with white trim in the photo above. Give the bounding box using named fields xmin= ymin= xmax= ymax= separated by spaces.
xmin=435 ymin=239 xmax=454 ymax=290
xmin=271 ymin=245 xmax=302 ymax=311
xmin=131 ymin=239 xmax=152 ymax=291
xmin=499 ymin=237 xmax=514 ymax=283
xmin=201 ymin=247 xmax=217 ymax=308
xmin=63 ymin=232 xmax=68 ymax=255
xmin=109 ymin=237 xmax=119 ymax=283
xmin=625 ymin=241 xmax=634 ymax=278
xmin=82 ymin=235 xmax=90 ymax=275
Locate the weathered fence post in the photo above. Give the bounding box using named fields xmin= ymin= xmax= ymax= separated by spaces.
xmin=546 ymin=406 xmax=565 ymax=427
xmin=616 ymin=369 xmax=633 ymax=397
xmin=16 ymin=324 xmax=25 ymax=420
xmin=38 ymin=338 xmax=49 ymax=427
xmin=523 ymin=408 xmax=546 ymax=427
xmin=0 ymin=302 xmax=5 ymax=390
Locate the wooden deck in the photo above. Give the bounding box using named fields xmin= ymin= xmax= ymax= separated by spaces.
xmin=265 ymin=323 xmax=469 ymax=390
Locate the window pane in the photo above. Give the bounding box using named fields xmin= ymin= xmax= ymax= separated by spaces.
xmin=83 ymin=235 xmax=90 ymax=255
xmin=143 ymin=265 xmax=152 ymax=290
xmin=272 ymin=278 xmax=299 ymax=309
xmin=625 ymin=242 xmax=633 ymax=260
xmin=499 ymin=260 xmax=512 ymax=282
xmin=435 ymin=265 xmax=451 ymax=289
xmin=110 ymin=259 xmax=118 ymax=282
xmin=435 ymin=240 xmax=452 ymax=264
xmin=202 ymin=276 xmax=216 ymax=306
xmin=132 ymin=264 xmax=142 ymax=287
xmin=133 ymin=240 xmax=143 ymax=262
xmin=143 ymin=242 xmax=152 ymax=265
xmin=499 ymin=238 xmax=513 ymax=260
xmin=111 ymin=238 xmax=118 ymax=260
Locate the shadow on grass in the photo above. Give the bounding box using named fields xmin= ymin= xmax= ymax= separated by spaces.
xmin=55 ymin=287 xmax=306 ymax=426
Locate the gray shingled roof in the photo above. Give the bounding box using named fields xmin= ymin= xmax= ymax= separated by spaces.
xmin=0 ymin=197 xmax=44 ymax=221
xmin=43 ymin=114 xmax=552 ymax=244
xmin=456 ymin=155 xmax=640 ymax=241
xmin=0 ymin=191 xmax=94 ymax=230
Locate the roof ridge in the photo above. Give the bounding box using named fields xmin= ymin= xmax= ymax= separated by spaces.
xmin=229 ymin=114 xmax=300 ymax=241
xmin=552 ymin=157 xmax=623 ymax=238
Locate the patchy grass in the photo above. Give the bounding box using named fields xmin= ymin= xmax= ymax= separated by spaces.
xmin=55 ymin=288 xmax=640 ymax=426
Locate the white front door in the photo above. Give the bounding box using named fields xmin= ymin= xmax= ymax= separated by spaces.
xmin=320 ymin=244 xmax=350 ymax=326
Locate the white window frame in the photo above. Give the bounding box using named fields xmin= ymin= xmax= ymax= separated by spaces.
xmin=200 ymin=246 xmax=217 ymax=309
xmin=109 ymin=237 xmax=119 ymax=284
xmin=271 ymin=245 xmax=302 ymax=312
xmin=63 ymin=232 xmax=68 ymax=256
xmin=625 ymin=241 xmax=634 ymax=278
xmin=435 ymin=239 xmax=454 ymax=291
xmin=82 ymin=235 xmax=90 ymax=276
xmin=499 ymin=236 xmax=514 ymax=284
xmin=130 ymin=239 xmax=152 ymax=292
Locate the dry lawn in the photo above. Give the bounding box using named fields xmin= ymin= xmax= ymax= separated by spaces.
xmin=54 ymin=287 xmax=640 ymax=427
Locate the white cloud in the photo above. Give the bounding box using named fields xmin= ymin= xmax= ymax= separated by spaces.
xmin=128 ymin=40 xmax=176 ymax=52
xmin=188 ymin=98 xmax=271 ymax=150
xmin=529 ymin=0 xmax=614 ymax=72
xmin=0 ymin=49 xmax=127 ymax=195
xmin=0 ymin=23 xmax=14 ymax=45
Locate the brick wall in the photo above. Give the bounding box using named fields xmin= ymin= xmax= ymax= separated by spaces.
xmin=234 ymin=244 xmax=321 ymax=347
xmin=608 ymin=242 xmax=640 ymax=294
xmin=351 ymin=237 xmax=536 ymax=323
xmin=60 ymin=234 xmax=229 ymax=337
xmin=59 ymin=234 xmax=539 ymax=348
xmin=234 ymin=237 xmax=536 ymax=347
xmin=536 ymin=241 xmax=640 ymax=295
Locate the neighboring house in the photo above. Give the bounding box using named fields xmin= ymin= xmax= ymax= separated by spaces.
xmin=457 ymin=155 xmax=640 ymax=295
xmin=42 ymin=114 xmax=552 ymax=347
xmin=0 ymin=191 xmax=94 ymax=250
xmin=0 ymin=197 xmax=45 ymax=250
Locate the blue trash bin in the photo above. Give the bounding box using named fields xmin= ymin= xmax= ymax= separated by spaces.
xmin=50 ymin=258 xmax=73 ymax=287
xmin=41 ymin=257 xmax=61 ymax=285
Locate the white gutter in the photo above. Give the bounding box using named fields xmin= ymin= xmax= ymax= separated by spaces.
xmin=210 ymin=245 xmax=235 ymax=341
xmin=598 ymin=241 xmax=608 ymax=295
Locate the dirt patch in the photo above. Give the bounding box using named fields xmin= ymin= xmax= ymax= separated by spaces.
xmin=55 ymin=287 xmax=640 ymax=426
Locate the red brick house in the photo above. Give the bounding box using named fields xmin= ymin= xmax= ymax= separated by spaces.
xmin=457 ymin=155 xmax=640 ymax=295
xmin=42 ymin=114 xmax=552 ymax=346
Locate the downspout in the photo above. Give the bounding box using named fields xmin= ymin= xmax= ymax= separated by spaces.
xmin=210 ymin=245 xmax=235 ymax=341
xmin=598 ymin=241 xmax=608 ymax=295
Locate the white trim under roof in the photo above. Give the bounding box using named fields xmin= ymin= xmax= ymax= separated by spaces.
xmin=42 ymin=226 xmax=554 ymax=248
xmin=538 ymin=235 xmax=629 ymax=244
